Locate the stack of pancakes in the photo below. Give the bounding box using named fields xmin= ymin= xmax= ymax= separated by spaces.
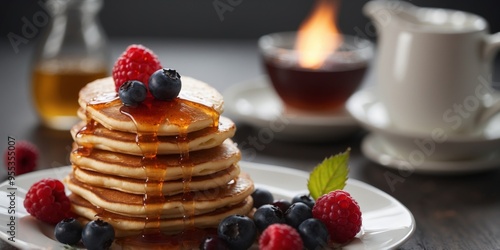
xmin=64 ymin=77 xmax=254 ymax=238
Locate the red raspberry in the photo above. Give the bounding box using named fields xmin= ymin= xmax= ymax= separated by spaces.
xmin=23 ymin=178 xmax=71 ymax=225
xmin=259 ymin=224 xmax=303 ymax=250
xmin=312 ymin=190 xmax=362 ymax=244
xmin=4 ymin=140 xmax=38 ymax=175
xmin=112 ymin=44 xmax=162 ymax=93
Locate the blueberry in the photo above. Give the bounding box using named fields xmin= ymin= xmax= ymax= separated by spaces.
xmin=148 ymin=68 xmax=182 ymax=101
xmin=217 ymin=215 xmax=257 ymax=250
xmin=251 ymin=188 xmax=274 ymax=208
xmin=298 ymin=218 xmax=330 ymax=250
xmin=253 ymin=204 xmax=285 ymax=232
xmin=54 ymin=218 xmax=83 ymax=245
xmin=118 ymin=80 xmax=147 ymax=106
xmin=81 ymin=219 xmax=115 ymax=250
xmin=292 ymin=194 xmax=315 ymax=209
xmin=272 ymin=199 xmax=292 ymax=212
xmin=199 ymin=235 xmax=229 ymax=250
xmin=285 ymin=202 xmax=313 ymax=229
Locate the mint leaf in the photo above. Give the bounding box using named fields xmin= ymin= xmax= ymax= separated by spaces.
xmin=307 ymin=149 xmax=350 ymax=200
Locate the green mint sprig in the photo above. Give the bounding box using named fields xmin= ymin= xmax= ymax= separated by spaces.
xmin=307 ymin=148 xmax=350 ymax=200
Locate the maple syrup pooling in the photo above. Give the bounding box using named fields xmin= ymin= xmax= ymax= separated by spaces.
xmin=83 ymin=90 xmax=219 ymax=244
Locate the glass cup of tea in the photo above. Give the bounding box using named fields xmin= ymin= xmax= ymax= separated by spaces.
xmin=258 ymin=32 xmax=374 ymax=113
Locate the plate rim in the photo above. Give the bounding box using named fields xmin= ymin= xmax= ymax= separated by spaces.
xmin=0 ymin=162 xmax=415 ymax=249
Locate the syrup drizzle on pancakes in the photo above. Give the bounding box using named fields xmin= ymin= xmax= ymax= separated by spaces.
xmin=77 ymin=92 xmax=220 ymax=248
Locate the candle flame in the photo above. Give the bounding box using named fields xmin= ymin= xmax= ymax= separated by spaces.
xmin=296 ymin=0 xmax=342 ymax=69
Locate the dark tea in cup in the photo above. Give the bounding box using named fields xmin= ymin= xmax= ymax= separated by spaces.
xmin=259 ymin=32 xmax=373 ymax=113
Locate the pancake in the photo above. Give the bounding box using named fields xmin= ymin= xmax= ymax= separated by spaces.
xmin=70 ymin=139 xmax=241 ymax=180
xmin=70 ymin=194 xmax=253 ymax=237
xmin=66 ymin=74 xmax=254 ymax=242
xmin=71 ymin=117 xmax=236 ymax=156
xmin=79 ymin=77 xmax=224 ymax=135
xmin=65 ymin=173 xmax=254 ymax=218
xmin=72 ymin=164 xmax=241 ymax=195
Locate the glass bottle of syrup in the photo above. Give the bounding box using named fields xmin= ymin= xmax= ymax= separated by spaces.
xmin=32 ymin=0 xmax=109 ymax=130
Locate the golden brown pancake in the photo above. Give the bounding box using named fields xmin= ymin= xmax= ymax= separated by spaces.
xmin=70 ymin=194 xmax=253 ymax=237
xmin=70 ymin=139 xmax=241 ymax=181
xmin=66 ymin=75 xmax=254 ymax=241
xmin=72 ymin=164 xmax=241 ymax=195
xmin=65 ymin=173 xmax=254 ymax=218
xmin=70 ymin=117 xmax=236 ymax=156
xmin=78 ymin=77 xmax=224 ymax=135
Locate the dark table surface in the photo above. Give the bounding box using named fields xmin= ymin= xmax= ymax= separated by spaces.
xmin=1 ymin=39 xmax=500 ymax=250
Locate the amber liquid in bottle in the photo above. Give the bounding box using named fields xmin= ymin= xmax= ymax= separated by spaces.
xmin=32 ymin=59 xmax=107 ymax=130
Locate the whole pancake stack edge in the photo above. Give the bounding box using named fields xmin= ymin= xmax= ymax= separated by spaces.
xmin=65 ymin=76 xmax=254 ymax=239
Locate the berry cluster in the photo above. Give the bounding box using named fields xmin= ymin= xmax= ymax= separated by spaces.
xmin=55 ymin=218 xmax=115 ymax=249
xmin=200 ymin=187 xmax=362 ymax=250
xmin=112 ymin=44 xmax=161 ymax=92
xmin=24 ymin=179 xmax=115 ymax=249
xmin=112 ymin=44 xmax=182 ymax=106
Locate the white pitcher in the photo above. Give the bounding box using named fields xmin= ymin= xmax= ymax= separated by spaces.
xmin=364 ymin=0 xmax=500 ymax=136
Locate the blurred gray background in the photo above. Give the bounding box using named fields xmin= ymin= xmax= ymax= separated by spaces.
xmin=2 ymin=0 xmax=500 ymax=41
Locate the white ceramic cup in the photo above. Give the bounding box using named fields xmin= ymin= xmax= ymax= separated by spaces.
xmin=364 ymin=0 xmax=500 ymax=136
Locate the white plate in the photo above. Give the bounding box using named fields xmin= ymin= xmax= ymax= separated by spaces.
xmin=361 ymin=133 xmax=500 ymax=174
xmin=346 ymin=87 xmax=500 ymax=162
xmin=223 ymin=76 xmax=360 ymax=141
xmin=0 ymin=162 xmax=415 ymax=250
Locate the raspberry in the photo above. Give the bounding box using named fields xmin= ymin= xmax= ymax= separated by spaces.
xmin=112 ymin=44 xmax=162 ymax=93
xmin=312 ymin=190 xmax=362 ymax=244
xmin=259 ymin=224 xmax=303 ymax=250
xmin=23 ymin=178 xmax=71 ymax=225
xmin=4 ymin=140 xmax=39 ymax=175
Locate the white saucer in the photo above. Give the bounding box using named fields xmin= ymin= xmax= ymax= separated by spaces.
xmin=362 ymin=133 xmax=500 ymax=174
xmin=223 ymin=76 xmax=359 ymax=141
xmin=346 ymin=87 xmax=500 ymax=162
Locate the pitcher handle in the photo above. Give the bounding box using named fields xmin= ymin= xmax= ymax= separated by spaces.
xmin=483 ymin=32 xmax=500 ymax=60
xmin=477 ymin=32 xmax=500 ymax=127
xmin=477 ymin=91 xmax=500 ymax=128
